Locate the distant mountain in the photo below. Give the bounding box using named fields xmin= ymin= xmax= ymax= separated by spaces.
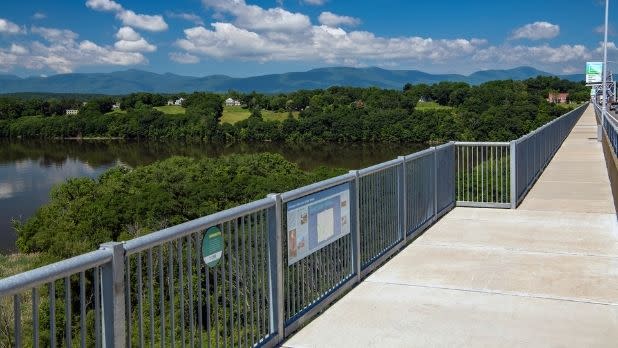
xmin=0 ymin=66 xmax=584 ymax=95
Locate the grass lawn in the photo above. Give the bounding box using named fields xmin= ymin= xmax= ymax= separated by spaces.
xmin=221 ymin=106 xmax=297 ymax=124
xmin=154 ymin=105 xmax=186 ymax=114
xmin=416 ymin=101 xmax=453 ymax=111
xmin=105 ymin=109 xmax=127 ymax=115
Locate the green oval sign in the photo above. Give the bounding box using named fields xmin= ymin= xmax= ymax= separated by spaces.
xmin=202 ymin=226 xmax=223 ymax=267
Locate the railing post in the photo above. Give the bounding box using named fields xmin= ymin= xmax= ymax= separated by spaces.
xmin=267 ymin=193 xmax=284 ymax=343
xmin=349 ymin=170 xmax=362 ymax=283
xmin=397 ymin=157 xmax=407 ymax=245
xmin=99 ymin=241 xmax=126 ymax=347
xmin=509 ymin=140 xmax=517 ymax=209
xmin=433 ymin=147 xmax=438 ymax=220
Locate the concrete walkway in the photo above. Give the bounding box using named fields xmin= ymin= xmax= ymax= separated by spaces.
xmin=284 ymin=105 xmax=618 ymax=348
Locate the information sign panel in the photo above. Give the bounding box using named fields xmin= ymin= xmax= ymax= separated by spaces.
xmin=286 ymin=183 xmax=351 ymax=265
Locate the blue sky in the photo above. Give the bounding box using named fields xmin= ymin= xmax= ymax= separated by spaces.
xmin=0 ymin=0 xmax=615 ymax=77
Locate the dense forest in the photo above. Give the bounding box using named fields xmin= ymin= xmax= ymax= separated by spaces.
xmin=0 ymin=76 xmax=588 ymax=143
xmin=14 ymin=153 xmax=344 ymax=262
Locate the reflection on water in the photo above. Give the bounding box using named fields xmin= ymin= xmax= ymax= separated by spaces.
xmin=0 ymin=139 xmax=426 ymax=254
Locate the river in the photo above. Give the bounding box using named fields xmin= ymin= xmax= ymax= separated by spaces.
xmin=0 ymin=139 xmax=426 ymax=254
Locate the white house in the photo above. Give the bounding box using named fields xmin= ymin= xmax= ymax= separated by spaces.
xmin=167 ymin=98 xmax=185 ymax=106
xmin=225 ymin=98 xmax=241 ymax=106
xmin=112 ymin=103 xmax=121 ymax=110
xmin=65 ymin=109 xmax=79 ymax=115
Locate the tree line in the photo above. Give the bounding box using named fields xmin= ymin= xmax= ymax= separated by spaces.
xmin=0 ymin=76 xmax=589 ymax=143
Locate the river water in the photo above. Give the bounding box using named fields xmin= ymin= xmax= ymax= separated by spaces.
xmin=0 ymin=139 xmax=426 ymax=254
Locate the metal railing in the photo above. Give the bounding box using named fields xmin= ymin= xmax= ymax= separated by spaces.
xmin=513 ymin=104 xmax=586 ymax=205
xmin=0 ymin=104 xmax=588 ymax=347
xmin=454 ymin=142 xmax=511 ymax=208
xmin=594 ymin=102 xmax=618 ymax=157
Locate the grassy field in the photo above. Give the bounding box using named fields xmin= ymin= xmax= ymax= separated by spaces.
xmin=154 ymin=105 xmax=186 ymax=114
xmin=415 ymin=101 xmax=454 ymax=111
xmin=105 ymin=109 xmax=127 ymax=115
xmin=220 ymin=106 xmax=297 ymax=124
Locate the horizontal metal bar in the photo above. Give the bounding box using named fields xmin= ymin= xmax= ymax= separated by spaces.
xmin=435 ymin=141 xmax=455 ymax=150
xmin=358 ymin=158 xmax=403 ymax=177
xmin=404 ymin=147 xmax=434 ymax=161
xmin=456 ymin=201 xmax=513 ymax=209
xmin=280 ymin=172 xmax=355 ymax=202
xmin=0 ymin=249 xmax=112 ymax=297
xmin=453 ymin=142 xmax=509 ymax=146
xmin=124 ymin=197 xmax=274 ymax=254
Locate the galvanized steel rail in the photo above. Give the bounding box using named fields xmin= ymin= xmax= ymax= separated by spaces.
xmin=0 ymin=104 xmax=588 ymax=347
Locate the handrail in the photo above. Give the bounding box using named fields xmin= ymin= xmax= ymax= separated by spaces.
xmin=0 ymin=249 xmax=112 ymax=297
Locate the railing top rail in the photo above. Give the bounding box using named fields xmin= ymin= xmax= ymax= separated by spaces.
xmin=514 ymin=102 xmax=588 ymax=144
xmin=404 ymin=146 xmax=434 ymax=161
xmin=453 ymin=141 xmax=510 ymax=146
xmin=358 ymin=157 xmax=402 ymax=177
xmin=124 ymin=197 xmax=274 ymax=255
xmin=281 ymin=172 xmax=355 ymax=203
xmin=0 ymin=249 xmax=112 ymax=297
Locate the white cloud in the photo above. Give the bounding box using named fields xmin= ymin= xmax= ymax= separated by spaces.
xmin=31 ymin=26 xmax=79 ymax=42
xmin=117 ymin=10 xmax=168 ymax=32
xmin=202 ymin=0 xmax=311 ymax=33
xmin=176 ymin=22 xmax=487 ymax=64
xmin=302 ymin=0 xmax=326 ymax=5
xmin=85 ymin=0 xmax=168 ymax=32
xmin=318 ymin=12 xmax=360 ymax=27
xmin=10 ymin=43 xmax=28 ymax=55
xmin=32 ymin=12 xmax=47 ymax=20
xmin=114 ymin=27 xmax=156 ymax=52
xmin=0 ymin=18 xmax=24 ymax=34
xmin=1 ymin=25 xmax=147 ymax=73
xmin=167 ymin=12 xmax=204 ymax=26
xmin=169 ymin=52 xmax=200 ymax=64
xmin=474 ymin=44 xmax=590 ymax=64
xmin=595 ymin=41 xmax=618 ymax=54
xmin=511 ymin=21 xmax=560 ymax=40
xmin=85 ymin=0 xmax=122 ymax=12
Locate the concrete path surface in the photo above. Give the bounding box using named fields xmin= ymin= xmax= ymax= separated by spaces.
xmin=283 ymin=105 xmax=618 ymax=348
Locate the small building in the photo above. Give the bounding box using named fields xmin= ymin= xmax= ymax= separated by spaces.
xmin=167 ymin=99 xmax=174 ymax=106
xmin=112 ymin=103 xmax=121 ymax=110
xmin=65 ymin=109 xmax=79 ymax=115
xmin=225 ymin=98 xmax=241 ymax=106
xmin=547 ymin=92 xmax=569 ymax=104
xmin=174 ymin=98 xmax=185 ymax=106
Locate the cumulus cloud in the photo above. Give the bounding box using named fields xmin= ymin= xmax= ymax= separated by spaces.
xmin=510 ymin=21 xmax=560 ymax=40
xmin=302 ymin=0 xmax=326 ymax=5
xmin=85 ymin=0 xmax=168 ymax=31
xmin=473 ymin=44 xmax=590 ymax=64
xmin=595 ymin=41 xmax=618 ymax=54
xmin=202 ymin=0 xmax=311 ymax=33
xmin=114 ymin=26 xmax=156 ymax=52
xmin=1 ymin=25 xmax=147 ymax=73
xmin=0 ymin=18 xmax=24 ymax=34
xmin=169 ymin=52 xmax=200 ymax=64
xmin=176 ymin=22 xmax=486 ymax=65
xmin=85 ymin=0 xmax=122 ymax=12
xmin=167 ymin=12 xmax=204 ymax=26
xmin=318 ymin=12 xmax=360 ymax=27
xmin=32 ymin=12 xmax=47 ymax=20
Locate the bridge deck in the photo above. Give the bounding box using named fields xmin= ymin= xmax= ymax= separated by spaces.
xmin=284 ymin=105 xmax=618 ymax=347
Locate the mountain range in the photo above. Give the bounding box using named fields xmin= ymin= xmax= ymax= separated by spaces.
xmin=0 ymin=66 xmax=583 ymax=95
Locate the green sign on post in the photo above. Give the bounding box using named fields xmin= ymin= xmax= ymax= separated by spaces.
xmin=586 ymin=62 xmax=603 ymax=84
xmin=202 ymin=226 xmax=223 ymax=267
